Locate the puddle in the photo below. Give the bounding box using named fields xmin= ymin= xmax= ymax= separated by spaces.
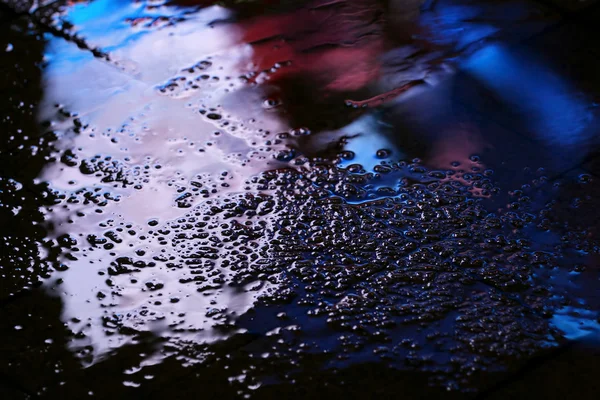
xmin=1 ymin=0 xmax=600 ymax=397
xmin=552 ymin=307 xmax=600 ymax=340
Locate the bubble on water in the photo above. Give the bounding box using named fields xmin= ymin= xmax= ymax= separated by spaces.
xmin=578 ymin=173 xmax=593 ymax=184
xmin=339 ymin=151 xmax=355 ymax=160
xmin=376 ymin=149 xmax=391 ymax=158
xmin=263 ymin=98 xmax=282 ymax=109
xmin=291 ymin=128 xmax=311 ymax=136
xmin=274 ymin=149 xmax=296 ymax=162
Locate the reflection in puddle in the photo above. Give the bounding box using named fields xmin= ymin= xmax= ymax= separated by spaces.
xmin=38 ymin=2 xmax=288 ymax=360
xmin=16 ymin=0 xmax=600 ymax=394
xmin=552 ymin=307 xmax=600 ymax=340
xmin=464 ymin=43 xmax=595 ymax=145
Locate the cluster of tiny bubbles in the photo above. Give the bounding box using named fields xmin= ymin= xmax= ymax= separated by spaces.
xmin=239 ymin=61 xmax=293 ymax=86
xmin=202 ymin=160 xmax=598 ymax=396
xmin=155 ymin=57 xmax=245 ymax=101
xmin=17 ymin=7 xmax=598 ymax=395
xmin=166 ymin=171 xmax=236 ymax=208
xmin=42 ymin=147 xmax=600 ymax=394
xmin=1 ymin=177 xmax=58 ymax=296
xmin=22 ymin=74 xmax=600 ymax=395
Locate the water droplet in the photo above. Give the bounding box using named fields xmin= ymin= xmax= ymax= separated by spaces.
xmin=376 ymin=149 xmax=391 ymax=159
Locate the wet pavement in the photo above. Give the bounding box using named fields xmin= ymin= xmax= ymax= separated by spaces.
xmin=1 ymin=0 xmax=600 ymax=398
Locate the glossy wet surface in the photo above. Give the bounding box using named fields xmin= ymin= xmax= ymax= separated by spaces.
xmin=1 ymin=0 xmax=600 ymax=398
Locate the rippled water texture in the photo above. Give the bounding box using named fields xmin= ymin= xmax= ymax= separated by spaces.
xmin=2 ymin=0 xmax=600 ymax=398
